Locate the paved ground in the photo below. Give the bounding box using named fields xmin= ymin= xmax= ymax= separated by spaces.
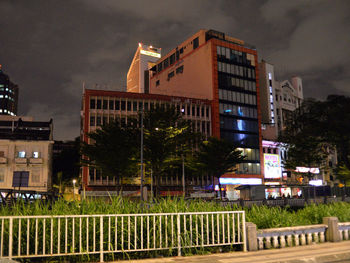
xmin=115 ymin=240 xmax=350 ymax=263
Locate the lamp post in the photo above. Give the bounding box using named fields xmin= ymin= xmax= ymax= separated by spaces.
xmin=72 ymin=179 xmax=77 ymax=200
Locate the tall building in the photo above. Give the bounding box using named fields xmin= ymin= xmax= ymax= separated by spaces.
xmin=147 ymin=29 xmax=263 ymax=182
xmin=259 ymin=60 xmax=303 ymax=140
xmin=81 ymin=89 xmax=212 ymax=196
xmin=0 ymin=115 xmax=53 ymax=192
xmin=127 ymin=44 xmax=161 ymax=94
xmin=0 ymin=65 xmax=19 ymax=116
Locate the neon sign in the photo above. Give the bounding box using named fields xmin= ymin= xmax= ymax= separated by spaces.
xmin=140 ymin=50 xmax=161 ymax=58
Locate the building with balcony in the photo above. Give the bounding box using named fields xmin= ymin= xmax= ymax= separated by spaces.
xmin=0 ymin=115 xmax=53 ymax=192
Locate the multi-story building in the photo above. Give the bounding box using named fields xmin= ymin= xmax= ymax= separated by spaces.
xmin=259 ymin=60 xmax=303 ymax=140
xmin=127 ymin=44 xmax=161 ymax=94
xmin=81 ymin=89 xmax=212 ymax=196
xmin=0 ymin=65 xmax=19 ymax=116
xmin=0 ymin=115 xmax=53 ymax=191
xmin=147 ymin=29 xmax=263 ymax=184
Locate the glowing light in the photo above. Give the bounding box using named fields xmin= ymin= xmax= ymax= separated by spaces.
xmin=296 ymin=167 xmax=320 ymax=174
xmin=219 ymin=178 xmax=262 ymax=185
xmin=309 ymin=180 xmax=322 ymax=186
xmin=138 ymin=43 xmax=142 ymax=47
xmin=140 ymin=49 xmax=161 ymax=58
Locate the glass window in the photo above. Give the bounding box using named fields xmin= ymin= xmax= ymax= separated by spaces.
xmin=245 ymin=94 xmax=249 ymax=104
xmin=192 ymin=106 xmax=195 ymax=116
xmin=96 ymin=99 xmax=101 ymax=109
xmin=109 ymin=100 xmax=114 ymax=110
xmin=96 ymin=116 xmax=101 ymax=126
xmin=103 ymin=100 xmax=108 ymax=110
xmin=217 ymin=46 xmax=221 ymax=55
xmin=33 ymin=152 xmax=39 ymax=158
xmin=193 ymin=37 xmax=199 ymax=49
xmin=121 ymin=101 xmax=126 ymax=111
xmin=206 ymin=108 xmax=209 ymax=117
xmin=90 ymin=116 xmax=95 ymax=126
xmin=18 ymin=151 xmax=26 ymax=158
xmin=133 ymin=102 xmax=137 ymax=111
xmin=218 ymin=62 xmax=222 ymax=72
xmin=127 ymin=101 xmax=131 ymax=111
xmin=226 ymin=48 xmax=230 ymax=59
xmin=90 ymin=99 xmax=95 ymax=109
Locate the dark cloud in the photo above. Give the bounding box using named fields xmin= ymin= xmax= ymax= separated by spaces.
xmin=1 ymin=0 xmax=349 ymax=140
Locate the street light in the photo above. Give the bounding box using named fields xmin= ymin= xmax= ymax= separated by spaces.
xmin=72 ymin=179 xmax=77 ymax=200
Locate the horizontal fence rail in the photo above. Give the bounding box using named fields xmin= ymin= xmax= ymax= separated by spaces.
xmin=0 ymin=211 xmax=246 ymax=262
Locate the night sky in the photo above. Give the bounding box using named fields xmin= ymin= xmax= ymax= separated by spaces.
xmin=1 ymin=0 xmax=349 ymax=140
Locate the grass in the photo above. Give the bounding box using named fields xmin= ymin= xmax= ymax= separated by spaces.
xmin=1 ymin=198 xmax=350 ymax=262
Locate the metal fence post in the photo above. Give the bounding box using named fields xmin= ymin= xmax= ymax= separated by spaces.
xmin=9 ymin=218 xmax=13 ymax=259
xmin=242 ymin=212 xmax=247 ymax=252
xmin=177 ymin=214 xmax=181 ymax=256
xmin=100 ymin=216 xmax=104 ymax=262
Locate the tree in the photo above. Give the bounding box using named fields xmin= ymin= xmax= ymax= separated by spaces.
xmin=279 ymin=95 xmax=350 ymax=183
xmin=143 ymin=105 xmax=196 ymax=197
xmin=52 ymin=137 xmax=80 ymax=193
xmin=80 ymin=118 xmax=140 ymax=194
xmin=194 ymin=137 xmax=245 ymax=199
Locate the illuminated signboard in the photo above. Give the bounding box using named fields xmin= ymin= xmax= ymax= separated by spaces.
xmin=264 ymin=154 xmax=282 ymax=179
xmin=309 ymin=180 xmax=323 ymax=186
xmin=295 ymin=167 xmax=320 ymax=174
xmin=219 ymin=178 xmax=262 ymax=185
xmin=140 ymin=49 xmax=161 ymax=58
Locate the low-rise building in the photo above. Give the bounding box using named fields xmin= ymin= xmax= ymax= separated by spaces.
xmin=0 ymin=116 xmax=53 ymax=191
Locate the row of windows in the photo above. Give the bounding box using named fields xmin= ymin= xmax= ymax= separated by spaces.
xmin=220 ymin=116 xmax=259 ymax=133
xmin=216 ymin=46 xmax=255 ymax=67
xmin=0 ymin=170 xmax=41 ymax=183
xmin=89 ymin=98 xmax=210 ymax=117
xmin=219 ymin=89 xmax=256 ymax=105
xmin=167 ymin=65 xmax=184 ymax=81
xmin=238 ymin=148 xmax=260 ymax=162
xmin=221 ymin=130 xmax=259 ymax=148
xmin=218 ymin=62 xmax=256 ymax=79
xmin=218 ymin=73 xmax=256 ymax=92
xmin=89 ymin=114 xmax=211 ymax=135
xmin=219 ymin=103 xmax=258 ymax=119
xmin=236 ymin=163 xmax=260 ymax=175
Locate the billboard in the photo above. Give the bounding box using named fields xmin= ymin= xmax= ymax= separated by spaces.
xmin=264 ymin=154 xmax=282 ymax=179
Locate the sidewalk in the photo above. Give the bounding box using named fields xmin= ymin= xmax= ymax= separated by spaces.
xmin=116 ymin=240 xmax=350 ymax=263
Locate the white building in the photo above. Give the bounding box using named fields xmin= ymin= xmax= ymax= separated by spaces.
xmin=259 ymin=60 xmax=303 ymax=140
xmin=127 ymin=43 xmax=161 ymax=94
xmin=0 ymin=116 xmax=53 ymax=192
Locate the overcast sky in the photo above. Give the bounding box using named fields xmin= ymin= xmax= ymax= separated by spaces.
xmin=1 ymin=0 xmax=349 ymax=140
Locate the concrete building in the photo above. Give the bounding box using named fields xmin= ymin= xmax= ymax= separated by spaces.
xmin=0 ymin=65 xmax=19 ymax=116
xmin=259 ymin=61 xmax=303 ymax=140
xmin=81 ymin=88 xmax=212 ymax=195
xmin=0 ymin=116 xmax=53 ymax=192
xmin=127 ymin=44 xmax=161 ymax=94
xmin=146 ymin=29 xmax=263 ymax=182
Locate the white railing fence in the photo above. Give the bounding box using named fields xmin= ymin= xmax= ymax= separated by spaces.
xmin=0 ymin=211 xmax=246 ymax=262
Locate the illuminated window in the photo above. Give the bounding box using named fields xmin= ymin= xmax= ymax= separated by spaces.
xmin=33 ymin=152 xmax=40 ymax=158
xmin=18 ymin=151 xmax=26 ymax=158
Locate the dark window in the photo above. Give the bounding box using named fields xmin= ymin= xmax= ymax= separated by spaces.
xmin=96 ymin=116 xmax=101 ymax=126
xmin=139 ymin=102 xmax=143 ymax=110
xmin=121 ymin=101 xmax=126 ymax=111
xmin=269 ymin=80 xmax=272 ymax=87
xmin=176 ymin=50 xmax=180 ymax=61
xmin=197 ymin=107 xmax=200 ymax=116
xmin=201 ymin=108 xmax=204 ymax=117
xmin=115 ymin=101 xmax=120 ymax=110
xmin=109 ymin=100 xmax=114 ymax=110
xmin=90 ymin=116 xmax=95 ymax=126
xmin=103 ymin=116 xmax=107 ymax=125
xmin=103 ymin=100 xmax=108 ymax=110
xmin=127 ymin=101 xmax=131 ymax=111
xmin=206 ymin=108 xmax=209 ymax=117
xmin=156 ymin=80 xmax=160 ymax=86
xmin=192 ymin=106 xmax=195 ymax=116
xmin=193 ymin=37 xmax=199 ymax=49
xmin=176 ymin=65 xmax=184 ymax=74
xmin=167 ymin=71 xmax=175 ymax=80
xmin=187 ymin=106 xmax=190 ymax=115
xmin=90 ymin=99 xmax=95 ymax=109
xmin=275 ymin=95 xmax=278 ymax=101
xmin=163 ymin=58 xmax=169 ymax=69
xmin=133 ymin=102 xmax=137 ymax=111
xmin=157 ymin=63 xmax=163 ymax=72
xmin=170 ymin=53 xmax=175 ymax=65
xmin=144 ymin=102 xmax=148 ymax=110
xmin=180 ymin=47 xmax=183 ymax=54
xmin=150 ymin=103 xmax=154 ymax=110
xmin=96 ymin=99 xmax=101 ymax=109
